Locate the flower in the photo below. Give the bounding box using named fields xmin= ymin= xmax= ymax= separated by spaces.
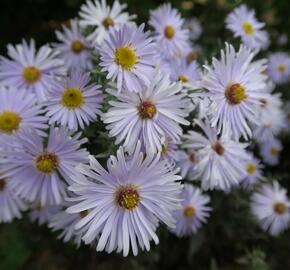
xmin=99 ymin=23 xmax=156 ymax=93
xmin=225 ymin=5 xmax=269 ymax=51
xmin=79 ymin=0 xmax=136 ymax=45
xmin=173 ymin=184 xmax=211 ymax=237
xmin=54 ymin=19 xmax=93 ymax=71
xmin=267 ymin=52 xmax=290 ymax=84
xmin=176 ymin=150 xmax=199 ymax=180
xmin=0 ymin=173 xmax=27 ymax=223
xmin=183 ymin=119 xmax=249 ymax=190
xmin=241 ymin=153 xmax=264 ymax=188
xmin=29 ymin=202 xmax=60 ymax=225
xmin=66 ymin=142 xmax=182 ymax=256
xmin=259 ymin=138 xmax=282 ymax=166
xmin=201 ymin=43 xmax=267 ymax=140
xmin=184 ymin=18 xmax=202 ymax=41
xmin=0 ymin=39 xmax=64 ymax=102
xmin=1 ymin=127 xmax=88 ymax=206
xmin=251 ymin=182 xmax=290 ymax=236
xmin=149 ymin=4 xmax=189 ymax=59
xmin=46 ymin=70 xmax=103 ymax=130
xmin=0 ymin=86 xmax=47 ymax=141
xmin=103 ymin=70 xmax=189 ymax=153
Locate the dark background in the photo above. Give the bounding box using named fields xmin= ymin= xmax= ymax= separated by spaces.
xmin=1 ymin=0 xmax=290 ymax=269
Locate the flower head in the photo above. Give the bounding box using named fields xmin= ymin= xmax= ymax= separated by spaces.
xmin=267 ymin=52 xmax=290 ymax=84
xmin=184 ymin=18 xmax=202 ymax=41
xmin=260 ymin=138 xmax=282 ymax=166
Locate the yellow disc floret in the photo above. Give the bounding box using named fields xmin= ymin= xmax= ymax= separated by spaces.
xmin=0 ymin=111 xmax=21 ymax=134
xmin=22 ymin=66 xmax=41 ymax=84
xmin=35 ymin=153 xmax=59 ymax=174
xmin=71 ymin=40 xmax=85 ymax=54
xmin=102 ymin=17 xmax=114 ymax=29
xmin=114 ymin=47 xmax=137 ymax=70
xmin=61 ymin=87 xmax=84 ymax=109
xmin=138 ymin=101 xmax=157 ymax=119
xmin=246 ymin=163 xmax=256 ymax=175
xmin=273 ymin=202 xmax=288 ymax=215
xmin=183 ymin=206 xmax=196 ymax=218
xmin=278 ymin=64 xmax=286 ymax=73
xmin=242 ymin=21 xmax=254 ymax=35
xmin=116 ymin=185 xmax=140 ymax=210
xmin=225 ymin=83 xmax=247 ymax=105
xmin=178 ymin=75 xmax=189 ymax=83
xmin=164 ymin=25 xmax=175 ymax=39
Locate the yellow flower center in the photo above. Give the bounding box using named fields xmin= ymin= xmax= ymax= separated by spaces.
xmin=246 ymin=163 xmax=256 ymax=175
xmin=0 ymin=179 xmax=6 ymax=192
xmin=278 ymin=64 xmax=286 ymax=73
xmin=35 ymin=153 xmax=59 ymax=174
xmin=270 ymin=147 xmax=279 ymax=156
xmin=61 ymin=87 xmax=84 ymax=109
xmin=116 ymin=185 xmax=140 ymax=210
xmin=225 ymin=83 xmax=247 ymax=105
xmin=242 ymin=21 xmax=254 ymax=35
xmin=183 ymin=206 xmax=196 ymax=218
xmin=161 ymin=145 xmax=169 ymax=155
xmin=187 ymin=52 xmax=198 ymax=63
xmin=71 ymin=40 xmax=85 ymax=54
xmin=212 ymin=141 xmax=225 ymax=156
xmin=0 ymin=111 xmax=21 ymax=134
xmin=22 ymin=66 xmax=41 ymax=84
xmin=79 ymin=210 xmax=89 ymax=218
xmin=102 ymin=17 xmax=114 ymax=29
xmin=164 ymin=25 xmax=175 ymax=39
xmin=114 ymin=47 xmax=137 ymax=70
xmin=273 ymin=202 xmax=288 ymax=215
xmin=138 ymin=101 xmax=157 ymax=119
xmin=178 ymin=75 xmax=189 ymax=83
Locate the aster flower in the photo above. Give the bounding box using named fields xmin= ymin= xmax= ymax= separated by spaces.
xmin=99 ymin=23 xmax=156 ymax=93
xmin=54 ymin=19 xmax=93 ymax=71
xmin=176 ymin=150 xmax=199 ymax=180
xmin=29 ymin=202 xmax=60 ymax=225
xmin=79 ymin=0 xmax=136 ymax=45
xmin=67 ymin=142 xmax=182 ymax=256
xmin=173 ymin=185 xmax=211 ymax=237
xmin=0 ymin=173 xmax=27 ymax=223
xmin=201 ymin=43 xmax=267 ymax=141
xmin=251 ymin=182 xmax=290 ymax=236
xmin=267 ymin=52 xmax=290 ymax=84
xmin=1 ymin=127 xmax=88 ymax=206
xmin=183 ymin=119 xmax=249 ymax=190
xmin=184 ymin=18 xmax=202 ymax=41
xmin=103 ymin=70 xmax=189 ymax=153
xmin=46 ymin=70 xmax=103 ymax=130
xmin=0 ymin=87 xmax=47 ymax=141
xmin=0 ymin=39 xmax=64 ymax=102
xmin=260 ymin=138 xmax=282 ymax=166
xmin=149 ymin=3 xmax=189 ymax=58
xmin=241 ymin=153 xmax=264 ymax=188
xmin=225 ymin=5 xmax=269 ymax=51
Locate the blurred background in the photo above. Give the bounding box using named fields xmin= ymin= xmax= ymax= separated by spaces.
xmin=0 ymin=0 xmax=290 ymax=269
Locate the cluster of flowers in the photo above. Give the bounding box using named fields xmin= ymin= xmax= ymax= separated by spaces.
xmin=0 ymin=0 xmax=290 ymax=256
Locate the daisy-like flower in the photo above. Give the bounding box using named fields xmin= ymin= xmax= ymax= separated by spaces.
xmin=225 ymin=5 xmax=269 ymax=51
xmin=99 ymin=23 xmax=156 ymax=93
xmin=183 ymin=119 xmax=249 ymax=190
xmin=54 ymin=19 xmax=93 ymax=71
xmin=201 ymin=43 xmax=267 ymax=140
xmin=184 ymin=18 xmax=202 ymax=41
xmin=173 ymin=185 xmax=211 ymax=237
xmin=1 ymin=127 xmax=88 ymax=206
xmin=176 ymin=150 xmax=199 ymax=180
xmin=0 ymin=173 xmax=27 ymax=223
xmin=267 ymin=53 xmax=290 ymax=84
xmin=67 ymin=142 xmax=182 ymax=256
xmin=241 ymin=153 xmax=264 ymax=188
xmin=46 ymin=70 xmax=103 ymax=130
xmin=29 ymin=202 xmax=60 ymax=225
xmin=260 ymin=138 xmax=282 ymax=166
xmin=0 ymin=87 xmax=47 ymax=141
xmin=103 ymin=70 xmax=189 ymax=153
xmin=0 ymin=39 xmax=64 ymax=102
xmin=149 ymin=3 xmax=189 ymax=58
xmin=79 ymin=0 xmax=136 ymax=45
xmin=251 ymin=182 xmax=290 ymax=236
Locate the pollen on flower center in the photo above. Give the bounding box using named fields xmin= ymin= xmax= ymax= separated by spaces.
xmin=164 ymin=25 xmax=175 ymax=39
xmin=138 ymin=101 xmax=157 ymax=119
xmin=225 ymin=83 xmax=247 ymax=105
xmin=212 ymin=141 xmax=225 ymax=156
xmin=187 ymin=52 xmax=198 ymax=63
xmin=79 ymin=210 xmax=89 ymax=218
xmin=183 ymin=206 xmax=196 ymax=218
xmin=61 ymin=87 xmax=84 ymax=109
xmin=178 ymin=75 xmax=189 ymax=83
xmin=273 ymin=202 xmax=288 ymax=215
xmin=246 ymin=163 xmax=256 ymax=175
xmin=35 ymin=153 xmax=59 ymax=174
xmin=0 ymin=111 xmax=21 ymax=134
xmin=161 ymin=145 xmax=169 ymax=155
xmin=242 ymin=21 xmax=254 ymax=35
xmin=0 ymin=179 xmax=6 ymax=192
xmin=102 ymin=17 xmax=114 ymax=29
xmin=114 ymin=47 xmax=137 ymax=70
xmin=116 ymin=185 xmax=140 ymax=210
xmin=22 ymin=66 xmax=41 ymax=84
xmin=71 ymin=40 xmax=85 ymax=54
xmin=278 ymin=64 xmax=286 ymax=73
xmin=270 ymin=147 xmax=279 ymax=156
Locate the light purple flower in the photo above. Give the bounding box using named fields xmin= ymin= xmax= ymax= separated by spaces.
xmin=184 ymin=18 xmax=202 ymax=41
xmin=29 ymin=202 xmax=60 ymax=225
xmin=259 ymin=138 xmax=282 ymax=166
xmin=267 ymin=52 xmax=290 ymax=84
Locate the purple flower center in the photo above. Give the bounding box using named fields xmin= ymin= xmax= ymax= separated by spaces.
xmin=138 ymin=101 xmax=157 ymax=119
xmin=116 ymin=185 xmax=140 ymax=210
xmin=212 ymin=141 xmax=225 ymax=156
